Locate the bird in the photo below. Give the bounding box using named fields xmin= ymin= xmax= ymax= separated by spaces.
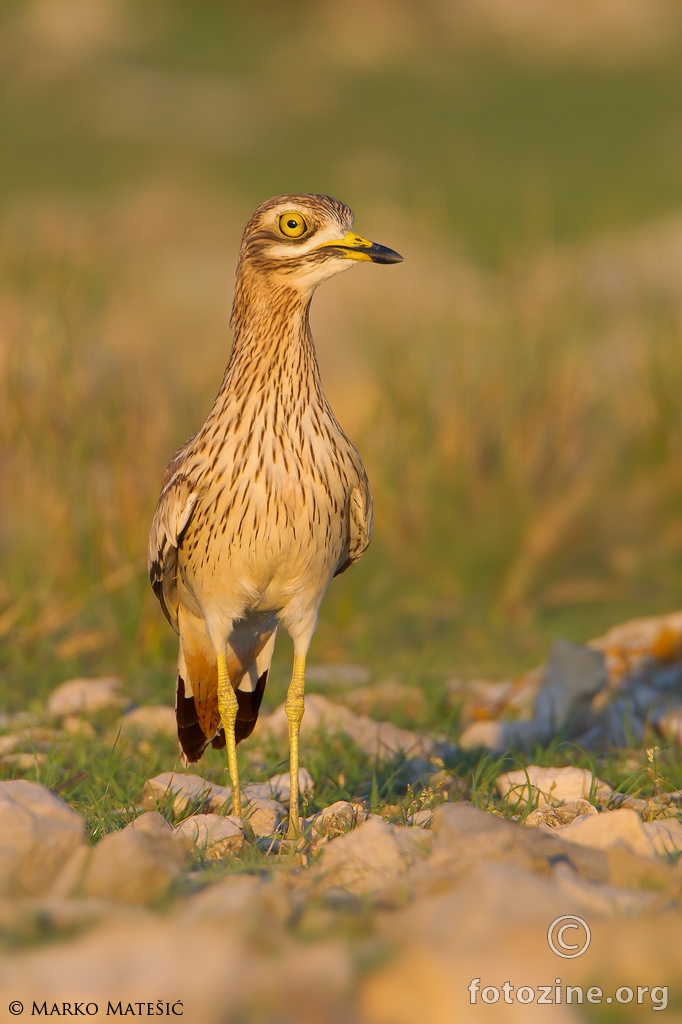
xmin=148 ymin=193 xmax=403 ymax=839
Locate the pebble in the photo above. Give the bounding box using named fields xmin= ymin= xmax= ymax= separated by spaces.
xmin=257 ymin=693 xmax=435 ymax=759
xmin=48 ymin=677 xmax=125 ymax=717
xmin=0 ymin=752 xmax=48 ymax=769
xmin=124 ymin=811 xmax=174 ymax=836
xmin=141 ymin=772 xmax=231 ymax=815
xmin=306 ymin=664 xmax=371 ymax=686
xmin=653 ymin=705 xmax=682 ymax=743
xmin=523 ymin=798 xmax=597 ymax=828
xmin=642 ymin=818 xmax=682 ymax=856
xmin=340 ymin=683 xmax=426 ymax=719
xmin=82 ymin=827 xmax=188 ymax=904
xmin=262 ymin=769 xmax=314 ymax=802
xmin=496 ymin=764 xmax=612 ymax=808
xmin=173 ymin=814 xmax=244 ymax=858
xmin=118 ymin=705 xmax=177 ymax=738
xmin=0 ymin=780 xmax=85 ymax=898
xmin=307 ymin=801 xmax=366 ymax=840
xmin=315 ymin=816 xmax=431 ymax=897
xmin=534 ymin=638 xmax=607 ymax=732
xmin=242 ymin=796 xmax=286 ymax=837
xmin=559 ymin=808 xmax=657 ymax=858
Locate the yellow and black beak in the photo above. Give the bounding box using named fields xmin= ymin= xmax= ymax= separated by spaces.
xmin=316 ymin=231 xmax=403 ymax=264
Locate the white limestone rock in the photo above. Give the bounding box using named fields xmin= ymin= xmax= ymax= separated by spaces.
xmin=118 ymin=705 xmax=177 ymax=738
xmin=653 ymin=705 xmax=682 ymax=743
xmin=307 ymin=801 xmax=361 ymax=840
xmin=496 ymin=765 xmax=611 ymax=809
xmin=173 ymin=814 xmax=244 ymax=858
xmin=242 ymin=796 xmax=286 ymax=838
xmin=257 ymin=694 xmax=435 ymax=759
xmin=642 ymin=817 xmax=682 ymax=857
xmin=82 ymin=827 xmax=188 ymax=904
xmin=559 ymin=808 xmax=657 ymax=858
xmin=524 ymin=798 xmax=597 ymax=828
xmin=0 ymin=780 xmax=85 ymax=898
xmin=124 ymin=811 xmax=174 ymax=836
xmin=316 ymin=815 xmax=431 ymax=897
xmin=48 ymin=677 xmax=125 ymax=717
xmin=141 ymin=772 xmax=231 ymax=815
xmin=261 ymin=768 xmax=314 ymax=803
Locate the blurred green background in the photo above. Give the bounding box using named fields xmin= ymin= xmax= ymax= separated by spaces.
xmin=3 ymin=0 xmax=682 ymax=712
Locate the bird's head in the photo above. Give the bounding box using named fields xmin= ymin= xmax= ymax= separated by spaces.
xmin=235 ymin=193 xmax=403 ymax=295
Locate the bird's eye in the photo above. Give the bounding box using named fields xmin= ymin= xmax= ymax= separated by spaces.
xmin=278 ymin=212 xmax=308 ymax=238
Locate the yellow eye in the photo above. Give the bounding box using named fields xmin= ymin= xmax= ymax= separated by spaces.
xmin=278 ymin=212 xmax=308 ymax=238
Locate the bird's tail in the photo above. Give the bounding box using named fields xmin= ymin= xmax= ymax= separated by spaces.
xmin=175 ymin=608 xmax=277 ymax=763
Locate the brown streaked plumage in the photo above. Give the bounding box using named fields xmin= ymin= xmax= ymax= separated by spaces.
xmin=148 ymin=193 xmax=402 ymax=837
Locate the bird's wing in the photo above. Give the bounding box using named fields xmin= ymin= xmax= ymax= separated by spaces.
xmin=335 ymin=481 xmax=374 ymax=577
xmin=148 ymin=470 xmax=200 ymax=633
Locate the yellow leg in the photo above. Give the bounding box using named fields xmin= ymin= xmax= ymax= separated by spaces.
xmin=217 ymin=652 xmax=241 ymax=817
xmin=285 ymin=653 xmax=306 ymax=839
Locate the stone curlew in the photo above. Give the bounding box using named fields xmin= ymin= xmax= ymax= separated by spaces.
xmin=148 ymin=194 xmax=402 ymax=837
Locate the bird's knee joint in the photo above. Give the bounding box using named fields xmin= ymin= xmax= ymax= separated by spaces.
xmin=285 ymin=699 xmax=305 ymax=724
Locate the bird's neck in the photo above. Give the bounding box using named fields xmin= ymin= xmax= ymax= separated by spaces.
xmin=220 ymin=276 xmax=324 ymax=406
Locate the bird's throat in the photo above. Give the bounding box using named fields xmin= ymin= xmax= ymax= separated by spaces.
xmin=224 ymin=279 xmax=324 ymax=409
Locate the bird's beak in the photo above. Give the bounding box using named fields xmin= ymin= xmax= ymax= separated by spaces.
xmin=316 ymin=231 xmax=403 ymax=264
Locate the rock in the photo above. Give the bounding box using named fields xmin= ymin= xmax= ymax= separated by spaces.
xmin=458 ymin=718 xmax=547 ymax=752
xmin=173 ymin=814 xmax=244 ymax=858
xmin=609 ymin=793 xmax=648 ymax=813
xmin=243 ymin=797 xmax=286 ymax=837
xmin=534 ymin=638 xmax=607 ymax=732
xmin=524 ymin=798 xmax=597 ymax=828
xmin=340 ymin=683 xmax=426 ymax=719
xmin=257 ymin=694 xmax=434 ymax=760
xmin=124 ymin=811 xmax=174 ymax=836
xmin=408 ymin=809 xmax=433 ymax=828
xmin=599 ymin=697 xmax=645 ymax=747
xmin=0 ymin=780 xmax=85 ymax=897
xmin=642 ymin=818 xmax=682 ymax=856
xmin=82 ymin=828 xmax=188 ymax=904
xmin=307 ymin=801 xmax=363 ymax=840
xmin=141 ymin=772 xmax=231 ymax=815
xmin=0 ymin=915 xmax=353 ymax=1022
xmin=118 ymin=705 xmax=177 ymax=738
xmin=0 ymin=727 xmax=57 ymax=755
xmin=446 ymin=677 xmax=514 ymax=720
xmin=652 ymin=663 xmax=682 ymax=689
xmin=420 ymin=802 xmax=609 ymax=888
xmin=560 ymin=808 xmax=657 ymax=858
xmin=550 ymin=861 xmax=658 ymax=917
xmin=0 ymin=752 xmax=48 ymax=769
xmin=178 ymin=872 xmax=284 ymax=929
xmin=49 ymin=846 xmax=93 ymax=899
xmin=590 ymin=609 xmax=682 ymax=682
xmin=315 ymin=816 xmax=431 ymax=897
xmin=254 ymin=770 xmax=313 ymax=806
xmin=496 ymin=765 xmax=611 ymax=808
xmin=47 ymin=677 xmax=125 ymax=717
xmin=306 ymin=664 xmax=371 ymax=686
xmin=653 ymin=705 xmax=682 ymax=743
xmin=62 ymin=716 xmax=97 ymax=739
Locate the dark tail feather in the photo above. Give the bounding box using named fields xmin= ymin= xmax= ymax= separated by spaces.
xmin=235 ymin=669 xmax=268 ymax=743
xmin=176 ymin=674 xmax=209 ymax=763
xmin=177 ymin=669 xmax=269 ymax=761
